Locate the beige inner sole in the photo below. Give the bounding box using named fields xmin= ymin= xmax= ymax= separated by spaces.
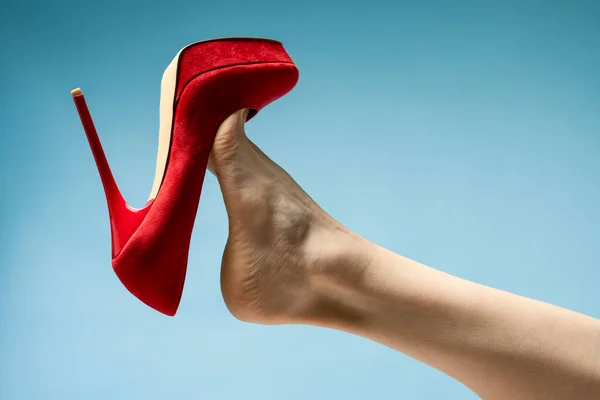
xmin=148 ymin=49 xmax=183 ymax=200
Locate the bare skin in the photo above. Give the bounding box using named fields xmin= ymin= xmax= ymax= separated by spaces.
xmin=207 ymin=110 xmax=600 ymax=399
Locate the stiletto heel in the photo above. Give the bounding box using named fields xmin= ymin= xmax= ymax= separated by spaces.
xmin=72 ymin=89 xmax=153 ymax=258
xmin=72 ymin=38 xmax=298 ymax=316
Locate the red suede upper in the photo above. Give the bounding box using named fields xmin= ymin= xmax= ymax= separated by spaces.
xmin=175 ymin=38 xmax=294 ymax=101
xmin=111 ymin=39 xmax=299 ymax=316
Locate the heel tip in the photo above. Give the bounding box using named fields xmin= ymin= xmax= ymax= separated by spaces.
xmin=71 ymin=88 xmax=83 ymax=97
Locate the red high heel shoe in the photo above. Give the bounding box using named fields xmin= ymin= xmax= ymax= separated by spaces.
xmin=72 ymin=38 xmax=298 ymax=316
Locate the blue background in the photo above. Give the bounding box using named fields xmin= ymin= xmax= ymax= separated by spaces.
xmin=1 ymin=1 xmax=599 ymax=399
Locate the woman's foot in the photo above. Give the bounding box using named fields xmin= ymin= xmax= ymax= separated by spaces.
xmin=208 ymin=110 xmax=369 ymax=325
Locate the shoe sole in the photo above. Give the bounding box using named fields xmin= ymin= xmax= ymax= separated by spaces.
xmin=148 ymin=37 xmax=282 ymax=200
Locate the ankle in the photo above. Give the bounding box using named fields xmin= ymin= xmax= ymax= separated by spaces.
xmin=292 ymin=221 xmax=377 ymax=327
